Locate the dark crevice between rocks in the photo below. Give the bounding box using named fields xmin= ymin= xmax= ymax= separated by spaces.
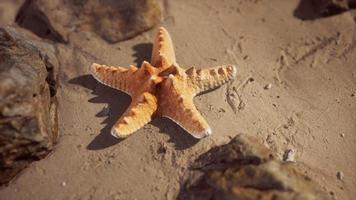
xmin=46 ymin=68 xmax=57 ymax=97
xmin=15 ymin=0 xmax=67 ymax=43
xmin=40 ymin=52 xmax=57 ymax=97
xmin=41 ymin=53 xmax=59 ymax=143
xmin=38 ymin=48 xmax=59 ymax=143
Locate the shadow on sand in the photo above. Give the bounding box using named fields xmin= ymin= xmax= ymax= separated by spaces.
xmin=69 ymin=75 xmax=130 ymax=150
xmin=69 ymin=42 xmax=200 ymax=150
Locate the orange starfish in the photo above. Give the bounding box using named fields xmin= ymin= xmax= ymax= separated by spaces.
xmin=91 ymin=27 xmax=236 ymax=139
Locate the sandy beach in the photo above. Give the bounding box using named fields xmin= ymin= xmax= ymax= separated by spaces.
xmin=0 ymin=0 xmax=355 ymax=199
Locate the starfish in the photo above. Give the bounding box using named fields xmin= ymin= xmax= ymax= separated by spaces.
xmin=91 ymin=27 xmax=236 ymax=139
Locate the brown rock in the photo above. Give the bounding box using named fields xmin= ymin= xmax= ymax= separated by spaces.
xmin=16 ymin=0 xmax=162 ymax=43
xmin=178 ymin=135 xmax=330 ymax=200
xmin=294 ymin=0 xmax=356 ymax=20
xmin=312 ymin=0 xmax=356 ymax=16
xmin=0 ymin=26 xmax=58 ymax=185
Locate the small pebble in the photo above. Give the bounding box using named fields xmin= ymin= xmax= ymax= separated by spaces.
xmin=61 ymin=181 xmax=67 ymax=187
xmin=264 ymin=83 xmax=272 ymax=90
xmin=340 ymin=133 xmax=345 ymax=138
xmin=283 ymin=149 xmax=296 ymax=162
xmin=337 ymin=171 xmax=344 ymax=180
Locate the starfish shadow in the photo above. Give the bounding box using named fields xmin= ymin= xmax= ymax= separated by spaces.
xmin=132 ymin=42 xmax=153 ymax=67
xmin=150 ymin=118 xmax=200 ymax=150
xmin=69 ymin=75 xmax=131 ymax=150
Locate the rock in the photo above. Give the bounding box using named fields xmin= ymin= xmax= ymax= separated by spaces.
xmin=283 ymin=148 xmax=296 ymax=162
xmin=294 ymin=0 xmax=356 ymax=20
xmin=312 ymin=0 xmax=356 ymax=17
xmin=264 ymin=83 xmax=272 ymax=90
xmin=16 ymin=0 xmax=162 ymax=43
xmin=178 ymin=135 xmax=329 ymax=200
xmin=0 ymin=26 xmax=58 ymax=185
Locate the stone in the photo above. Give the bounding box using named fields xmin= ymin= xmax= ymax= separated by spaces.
xmin=0 ymin=26 xmax=58 ymax=185
xmin=264 ymin=83 xmax=272 ymax=90
xmin=16 ymin=0 xmax=162 ymax=43
xmin=337 ymin=171 xmax=344 ymax=180
xmin=312 ymin=0 xmax=356 ymax=16
xmin=178 ymin=135 xmax=330 ymax=200
xmin=283 ymin=148 xmax=296 ymax=162
xmin=294 ymin=0 xmax=356 ymax=20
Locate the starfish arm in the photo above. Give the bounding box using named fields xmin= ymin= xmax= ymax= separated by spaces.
xmin=91 ymin=63 xmax=138 ymax=95
xmin=158 ymin=77 xmax=212 ymax=139
xmin=185 ymin=65 xmax=237 ymax=94
xmin=111 ymin=92 xmax=157 ymax=138
xmin=151 ymin=27 xmax=176 ymax=69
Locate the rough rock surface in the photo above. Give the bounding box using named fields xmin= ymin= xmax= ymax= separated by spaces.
xmin=16 ymin=0 xmax=162 ymax=43
xmin=178 ymin=135 xmax=329 ymax=200
xmin=0 ymin=26 xmax=58 ymax=185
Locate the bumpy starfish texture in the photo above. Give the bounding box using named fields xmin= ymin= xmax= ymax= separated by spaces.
xmin=91 ymin=27 xmax=236 ymax=139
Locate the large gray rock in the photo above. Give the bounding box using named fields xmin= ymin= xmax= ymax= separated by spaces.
xmin=178 ymin=135 xmax=330 ymax=200
xmin=0 ymin=26 xmax=58 ymax=185
xmin=16 ymin=0 xmax=162 ymax=43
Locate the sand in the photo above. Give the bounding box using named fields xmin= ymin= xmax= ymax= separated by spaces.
xmin=0 ymin=0 xmax=355 ymax=199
